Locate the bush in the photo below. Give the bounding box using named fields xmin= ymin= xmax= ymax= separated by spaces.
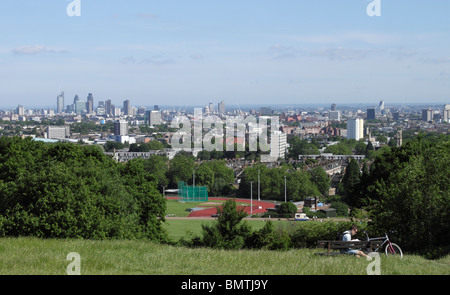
xmin=198 ymin=200 xmax=251 ymax=250
xmin=290 ymin=222 xmax=367 ymax=248
xmin=0 ymin=137 xmax=167 ymax=241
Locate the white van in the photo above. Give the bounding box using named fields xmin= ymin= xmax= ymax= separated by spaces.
xmin=294 ymin=213 xmax=309 ymax=221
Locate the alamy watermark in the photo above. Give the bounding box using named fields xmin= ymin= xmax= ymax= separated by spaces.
xmin=67 ymin=1 xmax=380 ymax=18
xmin=66 ymin=0 xmax=81 ymax=17
xmin=366 ymin=252 xmax=381 ymax=275
xmin=367 ymin=0 xmax=381 ymax=17
xmin=170 ymin=108 xmax=280 ymax=162
xmin=66 ymin=252 xmax=81 ymax=275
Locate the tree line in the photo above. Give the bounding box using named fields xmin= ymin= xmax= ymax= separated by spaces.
xmin=343 ymin=133 xmax=450 ymax=258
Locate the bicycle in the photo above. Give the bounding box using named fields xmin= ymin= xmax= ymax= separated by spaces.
xmin=363 ymin=231 xmax=403 ymax=259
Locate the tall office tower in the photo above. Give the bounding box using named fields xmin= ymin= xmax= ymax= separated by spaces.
xmin=367 ymin=108 xmax=376 ymax=120
xmin=105 ymin=99 xmax=112 ymax=116
xmin=148 ymin=110 xmax=162 ymax=126
xmin=97 ymin=101 xmax=105 ymax=115
xmin=73 ymin=95 xmax=80 ymax=104
xmin=154 ymin=105 xmax=159 ymax=111
xmin=208 ymin=102 xmax=214 ymax=113
xmin=270 ymin=131 xmax=287 ymax=160
xmin=331 ymin=103 xmax=337 ymax=111
xmin=113 ymin=106 xmax=121 ymax=117
xmin=123 ymin=99 xmax=130 ymax=116
xmin=379 ymin=100 xmax=385 ymax=112
xmin=443 ymin=104 xmax=450 ymax=123
xmin=137 ymin=106 xmax=146 ymax=116
xmin=17 ymin=105 xmax=25 ymax=116
xmin=218 ymin=100 xmax=225 ymax=114
xmin=75 ymin=101 xmax=87 ymax=114
xmin=86 ymin=93 xmax=94 ymax=114
xmin=329 ymin=110 xmax=341 ymax=121
xmin=422 ymin=108 xmax=433 ymax=122
xmin=114 ymin=120 xmax=128 ymax=136
xmin=393 ymin=111 xmax=400 ymax=121
xmin=57 ymin=91 xmax=64 ymax=113
xmin=347 ymin=118 xmax=364 ymax=140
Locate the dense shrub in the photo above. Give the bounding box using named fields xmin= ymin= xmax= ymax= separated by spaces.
xmin=361 ymin=136 xmax=450 ymax=257
xmin=0 ymin=137 xmax=167 ymax=241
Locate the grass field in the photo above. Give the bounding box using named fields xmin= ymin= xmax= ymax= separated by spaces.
xmin=0 ymin=237 xmax=448 ymax=275
xmin=1 ymin=200 xmax=448 ymax=275
xmin=163 ymin=218 xmax=292 ymax=241
xmin=165 ymin=198 xmax=227 ymax=217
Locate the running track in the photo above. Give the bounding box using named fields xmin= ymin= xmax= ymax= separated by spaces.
xmin=166 ymin=197 xmax=276 ymax=217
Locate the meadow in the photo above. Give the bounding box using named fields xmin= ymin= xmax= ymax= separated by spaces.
xmin=0 ymin=199 xmax=448 ymax=275
xmin=0 ymin=236 xmax=448 ymax=275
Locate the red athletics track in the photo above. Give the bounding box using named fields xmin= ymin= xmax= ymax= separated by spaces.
xmin=165 ymin=197 xmax=275 ymax=217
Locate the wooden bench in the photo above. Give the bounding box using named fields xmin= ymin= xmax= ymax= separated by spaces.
xmin=315 ymin=240 xmax=384 ymax=256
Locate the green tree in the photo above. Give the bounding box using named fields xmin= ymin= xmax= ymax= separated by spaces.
xmin=364 ymin=137 xmax=450 ymax=256
xmin=287 ymin=137 xmax=320 ymax=158
xmin=277 ymin=202 xmax=298 ymax=217
xmin=199 ymin=200 xmax=251 ymax=250
xmin=200 ymin=160 xmax=235 ymax=196
xmin=309 ymin=167 xmax=330 ymax=196
xmin=142 ymin=155 xmax=169 ymax=191
xmin=0 ymin=138 xmax=167 ymax=241
xmin=342 ymin=158 xmax=361 ymax=206
xmin=168 ymin=154 xmax=195 ymax=188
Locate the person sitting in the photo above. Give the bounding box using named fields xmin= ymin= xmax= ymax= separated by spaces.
xmin=341 ymin=225 xmax=369 ymax=258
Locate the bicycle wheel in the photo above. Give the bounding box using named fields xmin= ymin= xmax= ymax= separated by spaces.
xmin=385 ymin=243 xmax=403 ymax=258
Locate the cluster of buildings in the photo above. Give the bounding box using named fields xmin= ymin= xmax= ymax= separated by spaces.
xmin=1 ymin=93 xmax=449 ymax=164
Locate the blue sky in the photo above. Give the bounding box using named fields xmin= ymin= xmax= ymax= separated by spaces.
xmin=0 ymin=0 xmax=449 ymax=108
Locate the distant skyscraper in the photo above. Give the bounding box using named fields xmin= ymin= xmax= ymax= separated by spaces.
xmin=73 ymin=95 xmax=80 ymax=104
xmin=17 ymin=105 xmax=25 ymax=116
xmin=347 ymin=118 xmax=364 ymax=140
xmin=270 ymin=131 xmax=287 ymax=160
xmin=208 ymin=102 xmax=214 ymax=113
xmin=154 ymin=105 xmax=159 ymax=111
xmin=443 ymin=104 xmax=450 ymax=123
xmin=218 ymin=100 xmax=225 ymax=114
xmin=97 ymin=101 xmax=105 ymax=115
xmin=393 ymin=111 xmax=400 ymax=121
xmin=57 ymin=91 xmax=64 ymax=113
xmin=422 ymin=108 xmax=433 ymax=122
xmin=329 ymin=111 xmax=341 ymax=121
xmin=105 ymin=99 xmax=112 ymax=116
xmin=367 ymin=108 xmax=376 ymax=120
xmin=86 ymin=93 xmax=94 ymax=114
xmin=123 ymin=99 xmax=130 ymax=116
xmin=331 ymin=103 xmax=336 ymax=111
xmin=148 ymin=110 xmax=162 ymax=126
xmin=75 ymin=100 xmax=87 ymax=114
xmin=114 ymin=120 xmax=128 ymax=136
xmin=379 ymin=100 xmax=385 ymax=112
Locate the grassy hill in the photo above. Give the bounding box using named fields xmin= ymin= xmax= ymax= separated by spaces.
xmin=0 ymin=237 xmax=448 ymax=275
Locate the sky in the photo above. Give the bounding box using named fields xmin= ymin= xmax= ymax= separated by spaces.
xmin=0 ymin=0 xmax=449 ymax=108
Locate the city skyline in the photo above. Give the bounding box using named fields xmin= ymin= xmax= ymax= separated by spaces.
xmin=1 ymin=1 xmax=449 ymax=107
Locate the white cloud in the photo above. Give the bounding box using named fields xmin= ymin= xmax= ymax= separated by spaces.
xmin=311 ymin=47 xmax=381 ymax=61
xmin=121 ymin=56 xmax=175 ymax=65
xmin=13 ymin=45 xmax=46 ymax=55
xmin=286 ymin=32 xmax=399 ymax=45
xmin=12 ymin=45 xmax=68 ymax=55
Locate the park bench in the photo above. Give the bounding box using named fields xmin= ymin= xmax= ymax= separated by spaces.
xmin=315 ymin=240 xmax=384 ymax=256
